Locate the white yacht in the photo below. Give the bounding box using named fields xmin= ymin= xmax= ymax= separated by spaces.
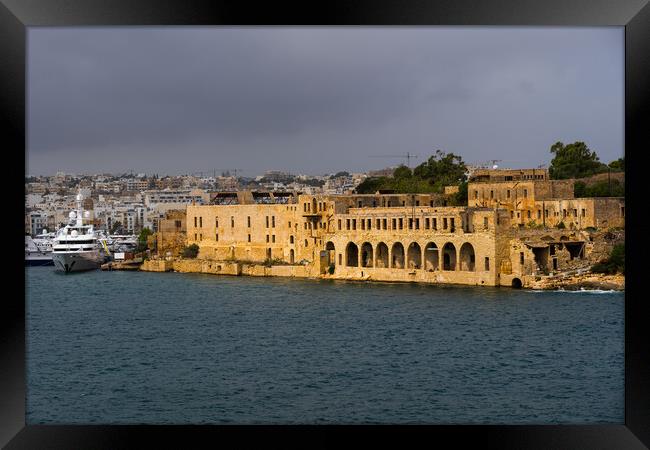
xmin=52 ymin=192 xmax=107 ymax=273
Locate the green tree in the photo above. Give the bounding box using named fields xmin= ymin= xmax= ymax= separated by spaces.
xmin=548 ymin=141 xmax=608 ymax=179
xmin=110 ymin=220 xmax=122 ymax=234
xmin=355 ymin=176 xmax=389 ymax=194
xmin=393 ymin=165 xmax=412 ymax=179
xmin=591 ymin=243 xmax=624 ymax=274
xmin=137 ymin=227 xmax=153 ymax=252
xmin=182 ymin=243 xmax=200 ymax=259
xmin=412 ymin=150 xmax=467 ymax=190
xmin=574 ymin=179 xmax=624 ymax=198
xmin=608 ymin=157 xmax=624 ymax=171
xmin=448 ymin=181 xmax=468 ymax=206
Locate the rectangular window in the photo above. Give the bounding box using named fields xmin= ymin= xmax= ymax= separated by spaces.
xmin=408 ymin=218 xmax=413 ymax=229
xmin=338 ymin=219 xmax=342 ymax=230
xmin=474 ymin=191 xmax=478 ymax=199
xmin=490 ymin=190 xmax=494 ymax=199
xmin=425 ymin=218 xmax=430 ymax=229
xmin=527 ymin=210 xmax=531 ymax=219
xmin=215 ymin=218 xmax=219 ymax=228
xmin=443 ymin=218 xmax=448 ymax=229
xmin=392 ymin=218 xmax=396 ymax=230
xmin=266 ymin=216 xmax=269 ymax=227
xmin=432 ymin=218 xmax=437 ymax=230
xmin=358 ymin=201 xmax=362 ymax=208
xmin=416 ymin=200 xmax=420 ymax=206
xmin=376 ymin=219 xmax=381 ymax=229
xmin=382 ymin=218 xmax=387 ymax=230
xmin=272 ymin=235 xmax=275 ymax=243
xmin=582 ymin=209 xmax=586 ymax=217
xmin=352 ymin=219 xmax=356 ymax=230
xmin=450 ymin=218 xmax=455 ymax=230
xmin=367 ymin=219 xmax=372 ymax=230
xmin=545 ymin=209 xmax=549 ymax=217
xmin=266 ymin=235 xmax=269 ymax=243
xmin=485 ymin=257 xmax=490 ymax=271
xmin=507 ymin=190 xmax=510 ymax=198
xmin=399 ymin=218 xmax=403 ymax=230
xmin=305 ymin=239 xmax=308 ymax=247
xmin=520 ymin=252 xmax=524 ymax=265
xmin=361 ymin=219 xmax=365 ymax=230
xmin=175 ymin=220 xmax=182 ymax=228
xmin=573 ymin=209 xmax=577 ymax=217
xmin=231 ymin=217 xmax=234 ymax=227
xmin=247 ymin=234 xmax=250 ymax=242
xmin=346 ymin=219 xmax=350 ymax=230
xmin=272 ymin=216 xmax=275 ymax=227
xmin=216 ymin=233 xmax=219 ymax=242
xmin=194 ymin=233 xmax=197 ymax=241
xmin=194 ymin=217 xmax=197 ymax=227
xmin=484 ymin=217 xmax=488 ymax=229
xmin=247 ymin=216 xmax=251 ymax=227
xmin=415 ymin=218 xmax=420 ymax=230
xmin=621 ymin=206 xmax=625 ymax=217
xmin=339 ymin=254 xmax=342 ymax=265
xmin=199 ymin=217 xmax=202 ymax=228
xmin=563 ymin=209 xmax=567 ymax=218
xmin=524 ymin=189 xmax=528 ymax=198
xmin=290 ymin=235 xmax=294 ymax=243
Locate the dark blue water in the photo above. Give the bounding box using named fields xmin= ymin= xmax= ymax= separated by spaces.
xmin=26 ymin=267 xmax=624 ymax=424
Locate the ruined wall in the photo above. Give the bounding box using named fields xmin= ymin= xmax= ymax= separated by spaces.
xmin=468 ymin=179 xmax=574 ymax=227
xmin=533 ymin=197 xmax=624 ymax=230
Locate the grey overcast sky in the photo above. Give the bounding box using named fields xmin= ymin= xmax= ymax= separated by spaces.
xmin=27 ymin=27 xmax=623 ymax=177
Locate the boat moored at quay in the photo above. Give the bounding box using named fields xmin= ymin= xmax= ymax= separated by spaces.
xmin=52 ymin=192 xmax=107 ymax=273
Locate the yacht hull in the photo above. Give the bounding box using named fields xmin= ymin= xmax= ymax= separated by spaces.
xmin=25 ymin=255 xmax=54 ymax=266
xmin=52 ymin=251 xmax=104 ymax=273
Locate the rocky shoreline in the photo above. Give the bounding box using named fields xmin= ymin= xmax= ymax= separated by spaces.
xmin=529 ymin=272 xmax=624 ymax=291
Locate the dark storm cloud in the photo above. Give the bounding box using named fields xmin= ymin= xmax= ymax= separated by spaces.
xmin=27 ymin=27 xmax=623 ymax=176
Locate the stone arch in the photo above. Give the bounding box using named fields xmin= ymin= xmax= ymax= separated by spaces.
xmin=459 ymin=242 xmax=476 ymax=271
xmin=407 ymin=242 xmax=422 ymax=269
xmin=325 ymin=241 xmax=336 ymax=265
xmin=289 ymin=249 xmax=295 ymax=264
xmin=346 ymin=242 xmax=359 ymax=267
xmin=442 ymin=242 xmax=457 ymax=271
xmin=511 ymin=277 xmax=523 ymax=288
xmin=391 ymin=242 xmax=405 ymax=269
xmin=361 ymin=242 xmax=374 ymax=268
xmin=424 ymin=242 xmax=439 ymax=271
xmin=376 ymin=242 xmax=389 ymax=268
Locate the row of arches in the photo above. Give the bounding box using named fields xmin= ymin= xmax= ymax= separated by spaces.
xmin=330 ymin=241 xmax=478 ymax=271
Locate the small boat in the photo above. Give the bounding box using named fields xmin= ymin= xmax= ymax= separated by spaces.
xmin=25 ymin=235 xmax=54 ymax=266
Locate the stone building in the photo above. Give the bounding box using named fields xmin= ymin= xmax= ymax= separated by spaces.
xmin=468 ymin=169 xmax=624 ymax=229
xmin=154 ymin=209 xmax=187 ymax=256
xmin=179 ymin=165 xmax=624 ymax=289
xmin=186 ymin=192 xmax=512 ymax=286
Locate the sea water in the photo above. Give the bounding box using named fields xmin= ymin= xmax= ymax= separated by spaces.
xmin=25 ymin=267 xmax=624 ymax=424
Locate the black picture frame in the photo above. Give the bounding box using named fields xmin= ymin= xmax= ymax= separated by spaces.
xmin=3 ymin=0 xmax=649 ymax=447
